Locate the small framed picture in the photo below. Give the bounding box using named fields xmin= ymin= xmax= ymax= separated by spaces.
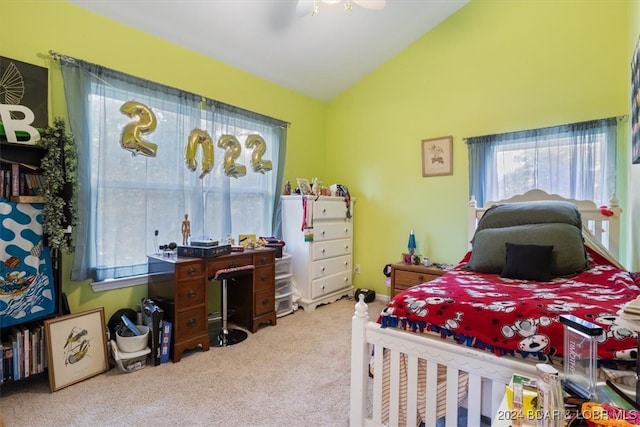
xmin=45 ymin=307 xmax=109 ymax=392
xmin=296 ymin=178 xmax=312 ymax=195
xmin=422 ymin=136 xmax=453 ymax=177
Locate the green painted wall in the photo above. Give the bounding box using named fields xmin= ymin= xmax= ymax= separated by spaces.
xmin=2 ymin=0 xmax=634 ymax=318
xmin=2 ymin=0 xmax=326 ymax=319
xmin=327 ymin=0 xmax=631 ymax=297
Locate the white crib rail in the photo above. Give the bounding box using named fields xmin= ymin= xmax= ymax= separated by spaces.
xmin=350 ymin=297 xmax=539 ymax=426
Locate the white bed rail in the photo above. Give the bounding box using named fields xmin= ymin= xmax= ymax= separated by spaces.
xmin=350 ymin=297 xmax=538 ymax=426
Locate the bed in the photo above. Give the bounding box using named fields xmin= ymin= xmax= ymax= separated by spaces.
xmin=349 ymin=190 xmax=638 ymax=426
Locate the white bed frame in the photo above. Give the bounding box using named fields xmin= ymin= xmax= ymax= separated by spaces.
xmin=350 ymin=190 xmax=622 ymax=426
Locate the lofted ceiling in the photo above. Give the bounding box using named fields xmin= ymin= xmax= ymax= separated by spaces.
xmin=67 ymin=0 xmax=469 ymax=102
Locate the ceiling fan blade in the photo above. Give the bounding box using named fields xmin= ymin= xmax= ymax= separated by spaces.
xmin=352 ymin=0 xmax=386 ymax=10
xmin=296 ymin=0 xmax=315 ymax=17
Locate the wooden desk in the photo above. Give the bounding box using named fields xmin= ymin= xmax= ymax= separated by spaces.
xmin=390 ymin=262 xmax=446 ymax=297
xmin=148 ymin=248 xmax=276 ymax=362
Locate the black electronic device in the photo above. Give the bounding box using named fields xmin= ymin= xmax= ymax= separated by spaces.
xmin=355 ymin=288 xmax=375 ymax=303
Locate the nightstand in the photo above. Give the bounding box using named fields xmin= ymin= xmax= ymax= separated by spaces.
xmin=390 ymin=262 xmax=446 ymax=297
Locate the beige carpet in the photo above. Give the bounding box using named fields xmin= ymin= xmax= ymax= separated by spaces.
xmin=0 ymin=297 xmax=385 ymax=427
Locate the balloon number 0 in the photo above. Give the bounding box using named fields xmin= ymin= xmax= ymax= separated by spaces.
xmin=120 ymin=100 xmax=273 ymax=179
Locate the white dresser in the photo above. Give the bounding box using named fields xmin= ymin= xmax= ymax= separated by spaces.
xmin=281 ymin=195 xmax=353 ymax=311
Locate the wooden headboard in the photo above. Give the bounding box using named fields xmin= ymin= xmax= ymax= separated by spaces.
xmin=467 ymin=189 xmax=622 ymax=259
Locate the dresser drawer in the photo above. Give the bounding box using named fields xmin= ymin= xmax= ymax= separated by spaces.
xmin=207 ymin=254 xmax=253 ymax=276
xmin=312 ymin=199 xmax=349 ymax=220
xmin=175 ymin=278 xmax=206 ymax=307
xmin=176 ymin=261 xmax=205 ymax=280
xmin=313 ymin=222 xmax=352 ymax=242
xmin=312 ymin=255 xmax=351 ymax=279
xmin=312 ymin=238 xmax=352 ymax=261
xmin=254 ymin=288 xmax=275 ymax=316
xmin=175 ymin=305 xmax=207 ymax=340
xmin=311 ymin=271 xmax=352 ymax=299
xmin=254 ymin=265 xmax=275 ymax=291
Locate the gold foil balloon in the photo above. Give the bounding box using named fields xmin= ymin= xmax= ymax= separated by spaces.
xmin=120 ymin=100 xmax=158 ymax=157
xmin=217 ymin=134 xmax=246 ymax=178
xmin=185 ymin=129 xmax=214 ymax=179
xmin=245 ymin=134 xmax=272 ymax=174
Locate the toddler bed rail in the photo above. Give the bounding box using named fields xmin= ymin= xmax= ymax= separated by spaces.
xmin=350 ymin=297 xmax=538 ymax=426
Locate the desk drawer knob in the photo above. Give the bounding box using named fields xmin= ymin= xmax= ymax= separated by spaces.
xmin=187 ymin=290 xmax=196 ymax=298
xmin=260 ymin=256 xmax=267 ymax=264
xmin=262 ymin=298 xmax=269 ymax=305
xmin=187 ymin=318 xmax=196 ymax=327
xmin=418 ymin=275 xmax=424 ymax=282
xmin=188 ymin=267 xmax=197 ymax=276
xmin=260 ymin=275 xmax=268 ymax=281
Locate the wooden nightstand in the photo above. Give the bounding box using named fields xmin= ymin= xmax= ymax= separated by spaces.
xmin=390 ymin=262 xmax=446 ymax=297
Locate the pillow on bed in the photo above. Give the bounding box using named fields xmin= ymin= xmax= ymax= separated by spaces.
xmin=500 ymin=242 xmax=554 ymax=281
xmin=475 ymin=201 xmax=582 ymax=234
xmin=467 ymin=223 xmax=588 ymax=277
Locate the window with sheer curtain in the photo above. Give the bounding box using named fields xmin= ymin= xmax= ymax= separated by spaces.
xmin=466 ymin=118 xmax=618 ymax=208
xmin=58 ymin=58 xmax=287 ymax=283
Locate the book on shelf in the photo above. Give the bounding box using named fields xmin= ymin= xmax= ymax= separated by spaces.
xmin=2 ymin=342 xmax=13 ymax=383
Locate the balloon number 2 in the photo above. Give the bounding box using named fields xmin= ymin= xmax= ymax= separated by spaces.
xmin=120 ymin=100 xmax=273 ymax=179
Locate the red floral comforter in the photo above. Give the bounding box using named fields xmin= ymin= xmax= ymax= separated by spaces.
xmin=379 ymin=248 xmax=640 ymax=362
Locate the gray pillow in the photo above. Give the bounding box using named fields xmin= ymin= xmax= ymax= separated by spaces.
xmin=475 ymin=201 xmax=582 ymax=234
xmin=467 ymin=223 xmax=588 ymax=277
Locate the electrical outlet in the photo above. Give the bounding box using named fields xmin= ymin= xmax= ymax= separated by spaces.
xmin=354 ymin=264 xmax=361 ymax=274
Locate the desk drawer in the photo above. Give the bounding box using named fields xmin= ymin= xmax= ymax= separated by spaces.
xmin=175 ymin=305 xmax=207 ymax=340
xmin=176 ymin=278 xmax=206 ymax=307
xmin=254 ymin=288 xmax=274 ymax=316
xmin=208 ymin=254 xmax=253 ymax=276
xmin=176 ymin=261 xmax=205 ymax=280
xmin=254 ymin=265 xmax=275 ymax=291
xmin=253 ymin=250 xmax=275 ymax=267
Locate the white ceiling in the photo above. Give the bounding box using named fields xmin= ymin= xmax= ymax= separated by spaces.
xmin=67 ymin=0 xmax=469 ymax=102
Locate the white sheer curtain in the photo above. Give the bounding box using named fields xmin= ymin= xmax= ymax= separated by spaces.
xmin=466 ymin=118 xmax=617 ymax=207
xmin=59 ymin=58 xmax=286 ymax=282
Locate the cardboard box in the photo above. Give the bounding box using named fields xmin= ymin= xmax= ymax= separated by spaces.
xmin=505 ymin=373 xmax=538 ymax=420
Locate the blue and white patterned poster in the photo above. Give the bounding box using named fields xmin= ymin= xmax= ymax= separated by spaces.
xmin=0 ymin=201 xmax=56 ymax=328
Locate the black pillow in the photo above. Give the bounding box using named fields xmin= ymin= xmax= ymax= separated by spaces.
xmin=501 ymin=242 xmax=554 ymax=282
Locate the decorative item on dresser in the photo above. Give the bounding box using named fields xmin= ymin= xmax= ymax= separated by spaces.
xmin=390 ymin=263 xmax=446 ymax=297
xmin=147 ymin=248 xmax=276 ymax=362
xmin=281 ymin=195 xmax=354 ymax=311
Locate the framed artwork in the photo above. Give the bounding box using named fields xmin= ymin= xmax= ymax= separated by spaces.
xmin=0 ymin=56 xmax=49 ymax=129
xmin=632 ymin=36 xmax=640 ymax=164
xmin=296 ymin=178 xmax=312 ymax=195
xmin=45 ymin=307 xmax=109 ymax=392
xmin=422 ymin=136 xmax=453 ymax=177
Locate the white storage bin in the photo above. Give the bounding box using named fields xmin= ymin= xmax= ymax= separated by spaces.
xmin=276 ymin=292 xmax=293 ymax=317
xmin=275 ymin=253 xmax=293 ymax=276
xmin=275 ymin=273 xmax=293 ymax=296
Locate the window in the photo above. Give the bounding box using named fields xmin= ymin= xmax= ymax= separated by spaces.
xmin=466 ymin=118 xmax=617 ymax=208
xmin=59 ymin=59 xmax=286 ymax=283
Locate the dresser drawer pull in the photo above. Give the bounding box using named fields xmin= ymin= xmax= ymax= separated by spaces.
xmin=187 ymin=267 xmax=197 ymax=276
xmin=344 ymin=277 xmax=349 ymax=282
xmin=344 ymin=261 xmax=348 ymax=267
xmin=187 ymin=290 xmax=196 ymax=298
xmin=262 ymin=298 xmax=269 ymax=305
xmin=344 ymin=244 xmax=349 ymax=250
xmin=322 ymin=208 xmax=327 ymax=213
xmin=187 ymin=318 xmax=196 ymax=327
xmin=260 ymin=256 xmax=267 ymax=264
xmin=344 ymin=228 xmax=349 ymax=233
xmin=321 ymin=249 xmax=326 ymax=254
xmin=321 ymin=230 xmax=326 ymax=236
xmin=228 ymin=262 xmax=236 ymax=268
xmin=321 ymin=267 xmax=326 ymax=272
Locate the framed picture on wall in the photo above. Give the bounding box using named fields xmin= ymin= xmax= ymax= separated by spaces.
xmin=632 ymin=36 xmax=640 ymax=164
xmin=421 ymin=136 xmax=453 ymax=177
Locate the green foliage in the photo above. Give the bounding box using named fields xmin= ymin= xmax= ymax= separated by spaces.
xmin=37 ymin=118 xmax=79 ymax=252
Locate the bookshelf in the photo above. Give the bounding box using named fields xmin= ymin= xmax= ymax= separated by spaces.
xmin=0 ymin=139 xmax=64 ymax=387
